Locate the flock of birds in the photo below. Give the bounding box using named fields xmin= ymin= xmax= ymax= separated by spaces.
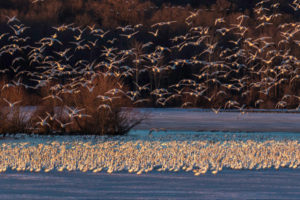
xmin=0 ymin=134 xmax=300 ymax=174
xmin=0 ymin=0 xmax=299 ymax=133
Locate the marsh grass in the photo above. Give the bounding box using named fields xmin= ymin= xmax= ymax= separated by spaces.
xmin=0 ymin=76 xmax=144 ymax=135
xmin=0 ymin=106 xmax=33 ymax=135
xmin=60 ymin=75 xmax=143 ymax=135
xmin=0 ymin=78 xmax=34 ymax=135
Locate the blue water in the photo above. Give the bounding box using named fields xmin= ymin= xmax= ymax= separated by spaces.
xmin=1 ymin=130 xmax=300 ymax=145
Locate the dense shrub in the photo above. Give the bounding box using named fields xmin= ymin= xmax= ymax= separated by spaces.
xmin=0 ymin=76 xmax=144 ymax=135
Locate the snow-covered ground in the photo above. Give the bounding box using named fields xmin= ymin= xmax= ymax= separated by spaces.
xmin=1 ymin=109 xmax=300 ymax=199
xmin=134 ymin=108 xmax=300 ymax=132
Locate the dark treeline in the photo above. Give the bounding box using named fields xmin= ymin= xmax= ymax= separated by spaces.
xmin=0 ymin=0 xmax=298 ymax=28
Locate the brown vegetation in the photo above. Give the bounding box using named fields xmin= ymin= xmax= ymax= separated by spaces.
xmin=0 ymin=76 xmax=144 ymax=135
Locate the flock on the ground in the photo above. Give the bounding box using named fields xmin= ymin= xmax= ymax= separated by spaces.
xmin=1 ymin=134 xmax=300 ymax=174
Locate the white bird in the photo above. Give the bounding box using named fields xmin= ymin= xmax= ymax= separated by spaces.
xmin=74 ymin=113 xmax=92 ymax=119
xmin=255 ymin=99 xmax=264 ymax=107
xmin=32 ymin=0 xmax=45 ymax=3
xmin=97 ymin=95 xmax=119 ymax=103
xmin=1 ymin=83 xmax=15 ymax=90
xmin=105 ymin=88 xmax=125 ymax=96
xmin=181 ymin=102 xmax=193 ymax=108
xmin=119 ymin=31 xmax=139 ymax=39
xmin=46 ymin=112 xmax=57 ymax=121
xmin=6 ymin=16 xmax=20 ymax=24
xmin=55 ymin=119 xmax=73 ymax=129
xmin=95 ymin=30 xmax=110 ymax=38
xmin=256 ymin=22 xmax=273 ymax=29
xmin=116 ymin=25 xmax=133 ymax=32
xmin=0 ymin=33 xmax=9 ymax=40
xmin=134 ymin=82 xmax=150 ymax=91
xmin=133 ymin=99 xmax=151 ymax=105
xmin=65 ymin=106 xmax=85 ymax=118
xmin=212 ymin=107 xmax=221 ymax=114
xmin=148 ymin=29 xmax=159 ymax=37
xmin=275 ymin=101 xmax=287 ymax=109
xmin=215 ymin=17 xmax=225 ymax=25
xmin=36 ymin=115 xmax=50 ymax=127
xmin=2 ymin=98 xmax=22 ymax=108
xmin=42 ymin=94 xmax=63 ymax=102
xmin=224 ymin=100 xmax=240 ymax=109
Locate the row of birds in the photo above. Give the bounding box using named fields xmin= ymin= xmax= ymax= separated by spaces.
xmin=0 ymin=0 xmax=299 ymax=121
xmin=0 ymin=138 xmax=300 ymax=174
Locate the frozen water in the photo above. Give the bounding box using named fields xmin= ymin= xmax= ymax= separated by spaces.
xmin=1 ymin=169 xmax=300 ymax=199
xmin=134 ymin=108 xmax=300 ymax=132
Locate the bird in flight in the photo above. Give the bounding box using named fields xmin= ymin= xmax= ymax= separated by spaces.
xmin=2 ymin=98 xmax=22 ymax=108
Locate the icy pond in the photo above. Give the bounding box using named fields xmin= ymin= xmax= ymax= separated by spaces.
xmin=0 ymin=109 xmax=300 ymax=199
